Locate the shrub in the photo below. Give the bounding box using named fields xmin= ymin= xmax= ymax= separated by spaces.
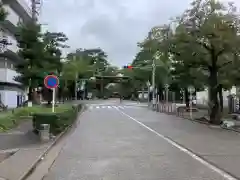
xmin=0 ymin=104 xmax=79 ymax=132
xmin=32 ymin=104 xmax=82 ymax=135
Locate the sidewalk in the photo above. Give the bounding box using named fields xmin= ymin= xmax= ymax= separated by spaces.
xmin=0 ymin=121 xmax=39 ymax=151
xmin=124 ymin=108 xmax=240 ymax=179
xmin=0 ymin=142 xmax=53 ymax=180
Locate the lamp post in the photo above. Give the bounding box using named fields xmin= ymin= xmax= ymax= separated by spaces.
xmin=165 ymin=84 xmax=169 ymax=112
xmin=180 ymin=88 xmax=185 ymax=104
xmin=152 ymin=58 xmax=156 ymax=109
xmin=146 ymin=80 xmax=151 ymax=106
xmin=188 ymin=86 xmax=195 ymax=120
xmin=152 ymin=51 xmax=161 ymax=110
xmin=165 ymin=84 xmax=169 ymax=103
xmin=72 ymin=55 xmax=78 ymax=100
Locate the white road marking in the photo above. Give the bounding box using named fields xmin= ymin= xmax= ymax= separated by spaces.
xmin=0 ymin=131 xmax=25 ymax=135
xmin=115 ymin=107 xmax=238 ymax=180
xmin=87 ymin=105 xmax=144 ymax=111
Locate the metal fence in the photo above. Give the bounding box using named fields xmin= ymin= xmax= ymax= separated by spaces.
xmin=152 ymin=101 xmax=209 ymax=120
xmin=149 ymin=91 xmax=240 ymax=121
xmin=149 ymin=90 xmax=209 ymax=120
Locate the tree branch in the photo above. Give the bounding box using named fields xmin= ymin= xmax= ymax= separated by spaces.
xmin=216 ymin=49 xmax=225 ymax=57
xmin=218 ymin=61 xmax=232 ymax=69
xmin=196 ymin=40 xmax=212 ymax=51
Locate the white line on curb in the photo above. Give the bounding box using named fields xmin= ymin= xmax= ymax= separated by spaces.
xmin=114 ymin=107 xmax=238 ymax=180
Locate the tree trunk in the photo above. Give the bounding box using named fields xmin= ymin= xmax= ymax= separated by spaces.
xmin=209 ymin=61 xmax=221 ymax=124
xmin=28 ymin=87 xmax=40 ymax=104
xmin=32 ymin=90 xmax=40 ymax=104
xmin=218 ymin=84 xmax=223 ymax=113
xmin=184 ymin=88 xmax=189 ymax=108
xmin=28 ymin=87 xmax=32 ymax=102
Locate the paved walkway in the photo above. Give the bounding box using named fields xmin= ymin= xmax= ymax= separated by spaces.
xmin=0 ymin=121 xmax=39 ymax=150
xmin=43 ymin=101 xmax=237 ymax=180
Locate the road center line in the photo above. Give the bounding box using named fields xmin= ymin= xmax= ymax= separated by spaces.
xmin=114 ymin=107 xmax=237 ymax=180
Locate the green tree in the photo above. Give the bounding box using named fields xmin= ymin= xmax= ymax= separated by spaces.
xmin=42 ymin=32 xmax=69 ymax=73
xmin=61 ymin=49 xmax=94 ymax=99
xmin=167 ymin=0 xmax=240 ymax=124
xmin=15 ymin=23 xmax=44 ymax=103
xmin=129 ymin=26 xmax=173 ymax=98
xmin=84 ymin=48 xmax=109 ymax=73
xmin=41 ymin=32 xmax=69 ymax=103
xmin=0 ymin=4 xmax=10 ymax=49
xmin=0 ymin=3 xmax=7 ymax=21
xmin=15 ymin=23 xmax=70 ymax=103
xmin=102 ymin=66 xmax=118 ymax=76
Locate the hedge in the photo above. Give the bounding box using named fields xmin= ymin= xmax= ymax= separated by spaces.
xmin=0 ymin=105 xmax=76 ymax=132
xmin=32 ymin=104 xmax=82 ymax=135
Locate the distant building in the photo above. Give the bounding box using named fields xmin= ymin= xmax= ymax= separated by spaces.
xmin=0 ymin=0 xmax=32 ymax=108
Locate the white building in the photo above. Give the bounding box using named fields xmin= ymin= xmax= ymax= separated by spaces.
xmin=196 ymin=87 xmax=237 ymax=107
xmin=0 ymin=0 xmax=32 ymax=108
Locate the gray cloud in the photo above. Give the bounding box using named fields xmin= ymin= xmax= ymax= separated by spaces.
xmin=39 ymin=0 xmax=240 ymax=66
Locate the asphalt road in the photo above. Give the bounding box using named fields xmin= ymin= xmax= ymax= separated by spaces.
xmin=43 ymin=100 xmax=238 ymax=180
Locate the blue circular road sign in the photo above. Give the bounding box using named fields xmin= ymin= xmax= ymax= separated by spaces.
xmin=44 ymin=75 xmax=59 ymax=89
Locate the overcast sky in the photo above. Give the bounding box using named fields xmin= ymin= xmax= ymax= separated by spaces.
xmin=38 ymin=0 xmax=240 ymax=67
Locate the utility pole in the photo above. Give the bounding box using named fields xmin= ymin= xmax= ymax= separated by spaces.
xmin=152 ymin=57 xmax=156 ymax=108
xmin=101 ymin=73 xmax=103 ymax=97
xmin=148 ymin=31 xmax=156 ymax=109
xmin=73 ymin=55 xmax=78 ymax=100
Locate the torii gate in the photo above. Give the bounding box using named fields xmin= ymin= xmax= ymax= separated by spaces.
xmin=94 ymin=73 xmax=131 ymax=95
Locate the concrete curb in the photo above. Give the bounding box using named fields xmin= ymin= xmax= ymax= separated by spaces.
xmin=183 ymin=117 xmax=240 ymax=133
xmin=221 ymin=126 xmax=240 ymax=133
xmin=154 ymin=109 xmax=240 ymax=134
xmin=179 ymin=115 xmax=240 ymax=133
xmin=18 ymin=105 xmax=86 ymax=180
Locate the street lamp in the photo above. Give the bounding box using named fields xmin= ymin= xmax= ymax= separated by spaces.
xmin=180 ymin=88 xmax=185 ymax=104
xmin=146 ymin=80 xmax=151 ymax=106
xmin=165 ymin=84 xmax=169 ymax=103
xmin=151 ymin=51 xmax=161 ymax=109
xmin=164 ymin=84 xmax=169 ymax=112
xmin=188 ymin=85 xmax=195 ymax=120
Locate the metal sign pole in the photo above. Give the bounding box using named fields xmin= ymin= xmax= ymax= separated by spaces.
xmin=146 ymin=81 xmax=151 ymax=107
xmin=52 ymin=88 xmax=55 ymax=113
xmin=44 ymin=75 xmax=59 ymax=112
xmin=190 ymin=92 xmax=192 ymax=119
